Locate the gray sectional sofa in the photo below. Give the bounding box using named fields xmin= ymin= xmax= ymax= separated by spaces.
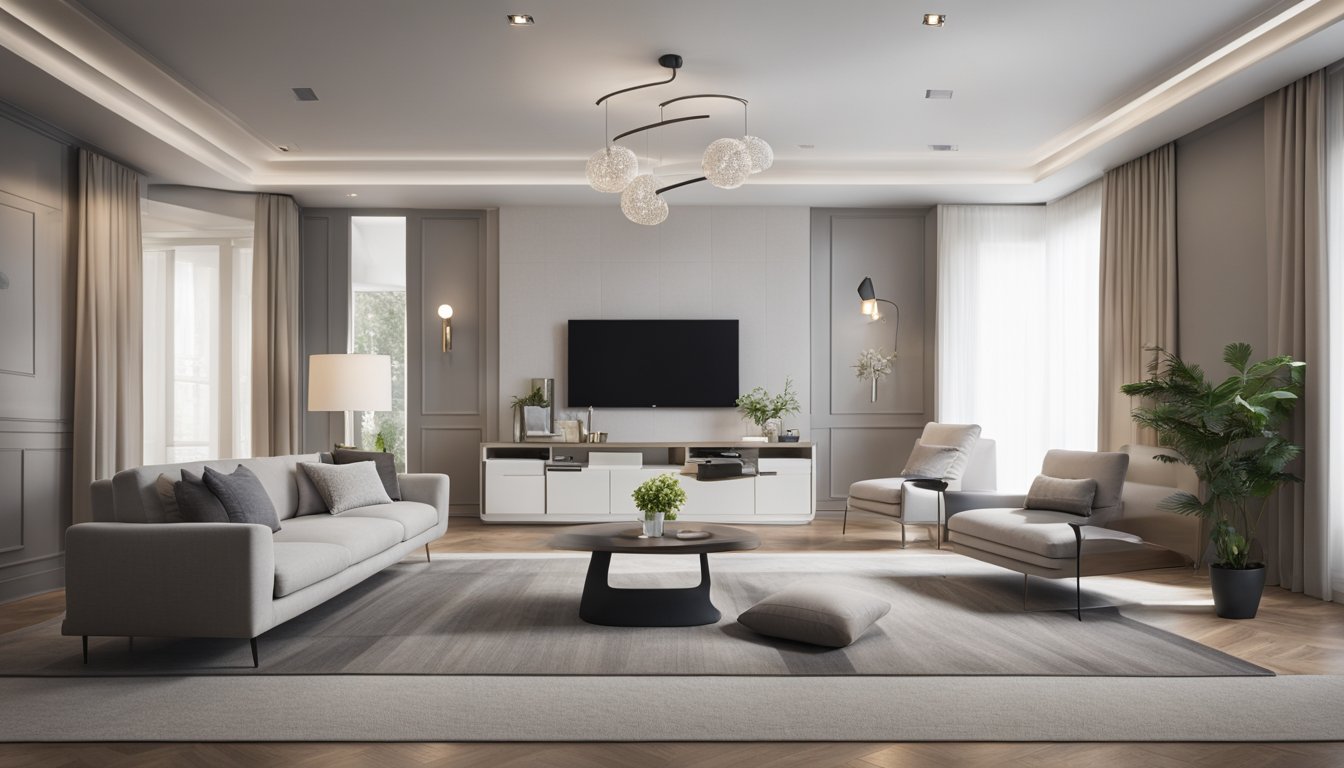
xmin=62 ymin=454 xmax=450 ymax=665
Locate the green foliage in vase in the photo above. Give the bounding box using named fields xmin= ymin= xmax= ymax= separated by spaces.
xmin=510 ymin=386 xmax=550 ymax=409
xmin=735 ymin=378 xmax=801 ymax=427
xmin=1121 ymin=343 xmax=1304 ymax=569
xmin=631 ymin=472 xmax=687 ymax=521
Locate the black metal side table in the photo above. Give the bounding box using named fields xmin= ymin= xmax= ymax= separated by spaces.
xmin=905 ymin=478 xmax=950 ymax=548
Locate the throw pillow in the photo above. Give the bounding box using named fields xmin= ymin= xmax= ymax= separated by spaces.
xmin=737 ymin=583 xmax=891 ymax=648
xmin=202 ymin=465 xmax=282 ymax=532
xmin=332 ymin=448 xmax=401 ymax=500
xmin=295 ymin=453 xmax=334 ymax=516
xmin=300 ymin=461 xmax=393 ymax=515
xmin=900 ymin=443 xmax=961 ymax=479
xmin=156 ymin=473 xmax=182 ymax=523
xmin=1025 ymin=474 xmax=1097 ymax=517
xmin=173 ymin=470 xmax=230 ymax=524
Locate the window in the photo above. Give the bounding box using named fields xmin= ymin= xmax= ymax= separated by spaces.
xmin=142 ymin=201 xmax=253 ymax=464
xmin=350 ymin=216 xmax=408 ymax=469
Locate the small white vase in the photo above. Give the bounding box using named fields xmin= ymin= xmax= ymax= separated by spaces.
xmin=642 ymin=512 xmax=665 ymax=538
xmin=763 ymin=418 xmax=782 ymax=442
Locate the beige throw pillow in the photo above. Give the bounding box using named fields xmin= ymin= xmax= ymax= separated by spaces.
xmin=1025 ymin=474 xmax=1097 ymax=517
xmin=900 ymin=443 xmax=961 ymax=479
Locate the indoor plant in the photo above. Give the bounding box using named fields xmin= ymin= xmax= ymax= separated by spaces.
xmin=854 ymin=348 xmax=897 ymax=403
xmin=509 ymin=385 xmax=550 ymax=442
xmin=632 ymin=472 xmax=687 ymax=538
xmin=735 ymin=378 xmax=801 ymax=441
xmin=1121 ymin=342 xmax=1304 ymax=619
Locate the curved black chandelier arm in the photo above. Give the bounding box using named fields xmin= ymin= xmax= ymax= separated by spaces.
xmin=655 ymin=176 xmax=707 ymax=195
xmin=595 ymin=54 xmax=684 ymax=106
xmin=657 ymin=93 xmax=748 ymax=108
xmin=610 ymin=114 xmax=709 ymax=144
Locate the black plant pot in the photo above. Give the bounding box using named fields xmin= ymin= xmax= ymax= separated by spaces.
xmin=1209 ymin=563 xmax=1266 ymax=619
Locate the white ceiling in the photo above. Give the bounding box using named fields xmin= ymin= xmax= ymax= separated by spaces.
xmin=1 ymin=0 xmax=1343 ymax=208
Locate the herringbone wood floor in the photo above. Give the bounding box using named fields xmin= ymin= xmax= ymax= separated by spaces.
xmin=2 ymin=511 xmax=1341 ymax=766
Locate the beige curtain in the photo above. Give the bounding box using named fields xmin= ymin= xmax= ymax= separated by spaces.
xmin=1264 ymin=70 xmax=1330 ymax=598
xmin=1097 ymin=144 xmax=1178 ymax=450
xmin=251 ymin=194 xmax=302 ymax=456
xmin=72 ymin=150 xmax=142 ymax=523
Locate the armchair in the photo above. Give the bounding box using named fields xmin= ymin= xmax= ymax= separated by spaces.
xmin=844 ymin=422 xmax=997 ymax=546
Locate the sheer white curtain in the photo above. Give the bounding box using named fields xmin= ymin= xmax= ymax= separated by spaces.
xmin=937 ymin=182 xmax=1102 ymax=491
xmin=1326 ymin=62 xmax=1344 ymax=599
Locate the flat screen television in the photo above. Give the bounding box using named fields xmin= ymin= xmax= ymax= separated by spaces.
xmin=567 ymin=319 xmax=739 ymax=408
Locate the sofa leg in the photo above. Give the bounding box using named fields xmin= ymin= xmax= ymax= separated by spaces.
xmin=900 ymin=523 xmax=906 ymax=549
xmin=842 ymin=505 xmax=849 ymax=535
xmin=1023 ymin=574 xmax=1029 ymax=610
xmin=250 ymin=638 xmax=259 ymax=668
xmin=82 ymin=636 xmax=88 ymax=665
xmin=425 ymin=543 xmax=431 ymax=563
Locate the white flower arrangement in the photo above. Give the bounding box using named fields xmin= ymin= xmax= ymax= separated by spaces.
xmin=854 ymin=348 xmax=897 ymax=381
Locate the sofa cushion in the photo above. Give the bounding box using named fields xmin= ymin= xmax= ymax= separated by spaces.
xmin=738 ymin=583 xmax=890 ymax=648
xmin=333 ymin=448 xmax=401 ymax=501
xmin=300 ymin=461 xmax=393 ymax=515
xmin=900 ymin=443 xmax=961 ymax=479
xmin=342 ymin=501 xmax=438 ymax=541
xmin=174 ymin=470 xmax=230 ymax=524
xmin=296 ymin=453 xmax=334 ymax=516
xmin=203 ymin=465 xmax=282 ymax=532
xmin=1025 ymin=475 xmax=1097 ymax=516
xmin=919 ymin=423 xmax=981 ymax=481
xmin=848 ymin=477 xmax=906 ymax=506
xmin=948 ymin=507 xmax=1143 ymax=559
xmin=1040 ymin=450 xmax=1128 ymax=509
xmin=271 ymin=514 xmax=404 ymax=564
xmin=272 ymin=542 xmax=352 ymax=597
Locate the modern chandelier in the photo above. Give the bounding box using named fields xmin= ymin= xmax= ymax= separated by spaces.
xmin=585 ymin=54 xmax=773 ymax=225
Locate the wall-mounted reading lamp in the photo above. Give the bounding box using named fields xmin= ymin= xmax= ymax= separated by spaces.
xmin=437 ymin=304 xmax=454 ymax=351
xmin=857 ymin=277 xmax=899 ymax=354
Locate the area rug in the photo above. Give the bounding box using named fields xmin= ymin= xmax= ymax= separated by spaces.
xmin=0 ymin=552 xmax=1267 ymax=677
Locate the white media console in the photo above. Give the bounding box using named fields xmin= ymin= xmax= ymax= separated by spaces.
xmin=479 ymin=441 xmax=815 ymax=524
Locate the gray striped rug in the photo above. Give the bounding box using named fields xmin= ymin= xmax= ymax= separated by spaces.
xmin=0 ymin=552 xmax=1268 ymax=677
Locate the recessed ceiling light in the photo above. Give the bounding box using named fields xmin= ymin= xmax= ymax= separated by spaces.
xmin=797 ymin=144 xmax=815 ymax=149
xmin=277 ymin=145 xmax=293 ymax=152
xmin=929 ymin=144 xmax=959 ymax=152
xmin=922 ymin=13 xmax=947 ymax=27
xmin=925 ymin=89 xmax=953 ymax=99
xmin=345 ymin=193 xmax=359 ymax=198
xmin=507 ymin=14 xmax=534 ymax=26
xmin=292 ymin=87 xmax=318 ymax=101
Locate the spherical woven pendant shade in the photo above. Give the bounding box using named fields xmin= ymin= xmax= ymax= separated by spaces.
xmin=586 ymin=145 xmax=638 ymax=193
xmin=701 ymin=138 xmax=752 ymax=189
xmin=743 ymin=135 xmax=774 ymax=173
xmin=619 ymin=174 xmax=669 ymax=225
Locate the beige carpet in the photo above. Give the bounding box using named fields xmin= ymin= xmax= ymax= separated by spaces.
xmin=0 ymin=552 xmax=1266 ymax=677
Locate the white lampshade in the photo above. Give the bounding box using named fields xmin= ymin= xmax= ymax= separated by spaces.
xmin=308 ymin=354 xmax=392 ymax=412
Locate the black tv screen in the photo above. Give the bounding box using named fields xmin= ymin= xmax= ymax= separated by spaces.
xmin=568 ymin=320 xmax=739 ymax=407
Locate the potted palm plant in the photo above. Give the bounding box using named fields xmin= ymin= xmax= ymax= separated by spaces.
xmin=1121 ymin=343 xmax=1304 ymax=619
xmin=631 ymin=472 xmax=687 ymax=538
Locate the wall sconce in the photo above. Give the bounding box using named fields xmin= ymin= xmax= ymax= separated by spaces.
xmin=437 ymin=304 xmax=454 ymax=351
xmin=857 ymin=276 xmax=899 ymax=354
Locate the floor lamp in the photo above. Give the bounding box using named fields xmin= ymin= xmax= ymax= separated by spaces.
xmin=307 ymin=354 xmax=392 ymax=448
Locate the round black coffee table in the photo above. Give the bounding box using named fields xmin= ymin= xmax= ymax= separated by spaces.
xmin=548 ymin=522 xmax=761 ymax=627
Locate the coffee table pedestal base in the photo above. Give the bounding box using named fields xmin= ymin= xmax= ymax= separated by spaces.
xmin=579 ymin=551 xmax=720 ymax=627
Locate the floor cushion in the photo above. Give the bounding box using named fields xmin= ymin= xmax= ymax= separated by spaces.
xmin=738 ymin=583 xmax=890 ymax=648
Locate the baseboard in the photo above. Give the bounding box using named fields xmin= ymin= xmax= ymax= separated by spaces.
xmin=0 ymin=564 xmax=64 ymax=605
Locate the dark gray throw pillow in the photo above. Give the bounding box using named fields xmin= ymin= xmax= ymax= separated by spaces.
xmin=333 ymin=448 xmax=400 ymax=500
xmin=202 ymin=465 xmax=282 ymax=532
xmin=173 ymin=470 xmax=230 ymax=524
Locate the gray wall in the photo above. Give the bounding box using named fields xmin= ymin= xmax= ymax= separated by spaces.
xmin=0 ymin=109 xmax=75 ymax=602
xmin=810 ymin=208 xmax=936 ymax=510
xmin=496 ymin=206 xmax=812 ymax=443
xmin=1175 ymin=102 xmax=1269 ymax=373
xmin=300 ymin=209 xmax=497 ymax=515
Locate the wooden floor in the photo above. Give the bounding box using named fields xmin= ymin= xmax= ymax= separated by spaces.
xmin=2 ymin=511 xmax=1341 ymax=766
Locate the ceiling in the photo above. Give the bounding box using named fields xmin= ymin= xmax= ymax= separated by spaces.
xmin=1 ymin=0 xmax=1343 ymax=208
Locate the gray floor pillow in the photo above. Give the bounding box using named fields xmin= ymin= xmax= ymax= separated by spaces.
xmin=738 ymin=583 xmax=890 ymax=648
